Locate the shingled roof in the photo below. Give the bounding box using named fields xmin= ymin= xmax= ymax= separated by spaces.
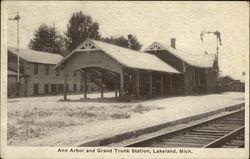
xmin=55 ymin=39 xmax=180 ymax=74
xmin=8 ymin=47 xmax=63 ymax=65
xmin=145 ymin=42 xmax=216 ymax=68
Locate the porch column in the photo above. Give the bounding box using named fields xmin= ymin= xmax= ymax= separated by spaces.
xmin=101 ymin=72 xmax=104 ymax=98
xmin=160 ymin=73 xmax=164 ymax=96
xmin=120 ymin=72 xmax=124 ymax=97
xmin=115 ymin=74 xmax=118 ymax=98
xmin=63 ymin=73 xmax=68 ymax=100
xmin=197 ymin=70 xmax=200 ymax=86
xmin=136 ymin=70 xmax=140 ymax=97
xmin=184 ymin=73 xmax=187 ymax=95
xmin=183 ymin=61 xmax=187 ymax=94
xmin=84 ymin=71 xmax=87 ymax=98
xmin=148 ymin=71 xmax=152 ymax=97
xmin=170 ymin=74 xmax=173 ymax=94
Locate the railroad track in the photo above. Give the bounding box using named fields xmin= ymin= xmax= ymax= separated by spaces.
xmin=125 ymin=109 xmax=245 ymax=148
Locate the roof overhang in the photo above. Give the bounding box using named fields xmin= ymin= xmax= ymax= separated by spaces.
xmin=145 ymin=41 xmax=215 ymax=68
xmin=54 ymin=39 xmax=101 ymax=69
xmin=54 ymin=39 xmax=181 ymax=74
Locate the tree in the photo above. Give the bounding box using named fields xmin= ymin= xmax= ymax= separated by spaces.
xmin=101 ymin=34 xmax=142 ymax=51
xmin=29 ymin=24 xmax=63 ymax=55
xmin=65 ymin=11 xmax=101 ymax=52
xmin=55 ymin=35 xmax=67 ymax=56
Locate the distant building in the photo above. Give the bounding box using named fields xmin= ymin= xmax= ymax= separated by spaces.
xmin=144 ymin=39 xmax=218 ymax=94
xmin=7 ymin=47 xmax=99 ymax=97
xmin=219 ymin=76 xmax=245 ymax=92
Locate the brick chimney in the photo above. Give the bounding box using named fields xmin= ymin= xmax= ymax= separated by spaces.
xmin=128 ymin=34 xmax=132 ymax=49
xmin=171 ymin=38 xmax=176 ymax=49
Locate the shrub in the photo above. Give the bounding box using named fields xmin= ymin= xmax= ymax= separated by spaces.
xmin=65 ymin=109 xmax=96 ymax=118
xmin=156 ymin=106 xmax=165 ymax=110
xmin=111 ymin=113 xmax=131 ymax=119
xmin=132 ymin=104 xmax=151 ymax=113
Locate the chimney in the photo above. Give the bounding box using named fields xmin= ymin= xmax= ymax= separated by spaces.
xmin=171 ymin=38 xmax=176 ymax=49
xmin=128 ymin=34 xmax=132 ymax=49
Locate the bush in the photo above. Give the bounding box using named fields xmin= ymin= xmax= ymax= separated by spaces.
xmin=111 ymin=113 xmax=131 ymax=119
xmin=132 ymin=104 xmax=151 ymax=113
xmin=65 ymin=110 xmax=96 ymax=118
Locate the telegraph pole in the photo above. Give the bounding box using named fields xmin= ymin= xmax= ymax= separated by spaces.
xmin=9 ymin=11 xmax=21 ymax=96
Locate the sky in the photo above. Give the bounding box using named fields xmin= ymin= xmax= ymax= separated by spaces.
xmin=5 ymin=1 xmax=249 ymax=81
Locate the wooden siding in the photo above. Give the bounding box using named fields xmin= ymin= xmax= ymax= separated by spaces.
xmin=146 ymin=50 xmax=184 ymax=72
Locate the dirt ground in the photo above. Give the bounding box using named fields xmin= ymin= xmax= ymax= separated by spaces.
xmin=7 ymin=92 xmax=244 ymax=146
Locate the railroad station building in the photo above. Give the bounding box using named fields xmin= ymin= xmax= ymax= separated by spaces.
xmin=8 ymin=37 xmax=218 ymax=99
xmin=54 ymin=38 xmax=218 ymax=100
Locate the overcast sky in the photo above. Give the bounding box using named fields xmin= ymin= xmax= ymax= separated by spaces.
xmin=5 ymin=1 xmax=249 ymax=81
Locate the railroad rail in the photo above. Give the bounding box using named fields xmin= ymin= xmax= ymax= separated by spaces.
xmin=125 ymin=109 xmax=245 ymax=148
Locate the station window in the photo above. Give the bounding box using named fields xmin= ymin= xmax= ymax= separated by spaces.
xmin=56 ymin=69 xmax=60 ymax=76
xmin=19 ymin=65 xmax=24 ymax=74
xmin=66 ymin=84 xmax=69 ymax=91
xmin=58 ymin=84 xmax=64 ymax=93
xmin=45 ymin=65 xmax=49 ymax=75
xmin=44 ymin=84 xmax=49 ymax=94
xmin=34 ymin=63 xmax=38 ymax=74
xmin=73 ymin=84 xmax=77 ymax=92
xmin=51 ymin=84 xmax=57 ymax=93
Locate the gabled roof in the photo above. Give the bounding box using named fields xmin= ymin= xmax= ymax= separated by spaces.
xmin=55 ymin=39 xmax=180 ymax=74
xmin=144 ymin=42 xmax=216 ymax=68
xmin=8 ymin=47 xmax=63 ymax=65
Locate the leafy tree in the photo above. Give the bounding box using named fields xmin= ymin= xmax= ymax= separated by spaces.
xmin=65 ymin=11 xmax=101 ymax=52
xmin=29 ymin=24 xmax=64 ymax=55
xmin=56 ymin=35 xmax=67 ymax=56
xmin=101 ymin=34 xmax=142 ymax=50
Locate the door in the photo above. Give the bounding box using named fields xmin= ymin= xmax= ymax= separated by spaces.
xmin=34 ymin=84 xmax=39 ymax=95
xmin=44 ymin=84 xmax=49 ymax=94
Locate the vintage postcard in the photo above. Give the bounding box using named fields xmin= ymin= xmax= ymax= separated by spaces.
xmin=1 ymin=1 xmax=249 ymax=158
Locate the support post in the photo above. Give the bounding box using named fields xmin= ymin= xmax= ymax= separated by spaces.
xmin=120 ymin=72 xmax=124 ymax=97
xmin=63 ymin=73 xmax=68 ymax=100
xmin=115 ymin=74 xmax=118 ymax=98
xmin=160 ymin=73 xmax=164 ymax=96
xmin=84 ymin=71 xmax=87 ymax=98
xmin=183 ymin=62 xmax=187 ymax=95
xmin=136 ymin=70 xmax=140 ymax=98
xmin=148 ymin=71 xmax=152 ymax=97
xmin=170 ymin=74 xmax=173 ymax=94
xmin=101 ymin=72 xmax=104 ymax=98
xmin=197 ymin=70 xmax=200 ymax=86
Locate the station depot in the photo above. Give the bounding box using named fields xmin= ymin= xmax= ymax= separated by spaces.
xmin=54 ymin=38 xmax=218 ymax=101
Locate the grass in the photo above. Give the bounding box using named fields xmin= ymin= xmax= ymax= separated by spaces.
xmin=7 ymin=103 xmax=163 ymax=145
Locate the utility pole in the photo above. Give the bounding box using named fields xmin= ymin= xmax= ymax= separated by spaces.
xmin=9 ymin=11 xmax=21 ymax=96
